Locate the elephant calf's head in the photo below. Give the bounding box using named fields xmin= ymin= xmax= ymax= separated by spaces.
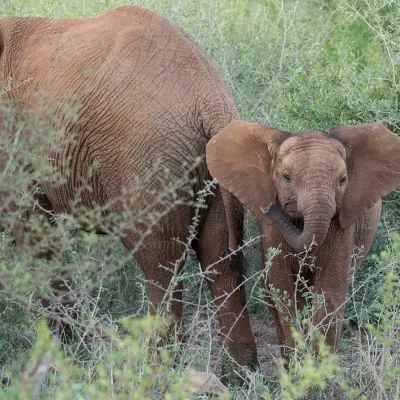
xmin=206 ymin=120 xmax=400 ymax=252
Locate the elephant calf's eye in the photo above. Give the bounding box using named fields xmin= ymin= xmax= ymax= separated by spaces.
xmin=339 ymin=176 xmax=347 ymax=184
xmin=283 ymin=173 xmax=292 ymax=182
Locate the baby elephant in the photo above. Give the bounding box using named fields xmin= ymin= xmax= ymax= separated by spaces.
xmin=207 ymin=120 xmax=400 ymax=356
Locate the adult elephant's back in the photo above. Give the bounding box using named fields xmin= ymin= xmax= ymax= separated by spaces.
xmin=0 ymin=5 xmax=238 ymax=214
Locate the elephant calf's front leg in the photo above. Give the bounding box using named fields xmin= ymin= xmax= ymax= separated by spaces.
xmin=263 ymin=252 xmax=301 ymax=361
xmin=312 ymin=261 xmax=350 ymax=352
xmin=311 ymin=290 xmax=347 ymax=352
xmin=128 ymin=236 xmax=187 ymax=345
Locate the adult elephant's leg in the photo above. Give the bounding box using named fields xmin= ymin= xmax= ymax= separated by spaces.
xmin=10 ymin=194 xmax=56 ymax=260
xmin=122 ymin=232 xmax=186 ymax=341
xmin=196 ymin=193 xmax=257 ymax=370
xmin=10 ymin=194 xmax=74 ymax=338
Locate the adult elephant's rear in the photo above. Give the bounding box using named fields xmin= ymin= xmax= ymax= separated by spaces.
xmin=0 ymin=6 xmax=257 ymax=373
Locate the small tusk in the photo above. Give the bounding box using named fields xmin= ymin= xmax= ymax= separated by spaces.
xmin=260 ymin=204 xmax=273 ymax=214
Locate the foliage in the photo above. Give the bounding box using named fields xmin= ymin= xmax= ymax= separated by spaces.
xmin=276 ymin=331 xmax=341 ymax=400
xmin=1 ymin=317 xmax=231 ymax=400
xmin=1 ymin=0 xmax=126 ymax=18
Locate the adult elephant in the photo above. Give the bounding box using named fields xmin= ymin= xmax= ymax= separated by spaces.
xmin=207 ymin=120 xmax=400 ymax=356
xmin=0 ymin=6 xmax=257 ymax=371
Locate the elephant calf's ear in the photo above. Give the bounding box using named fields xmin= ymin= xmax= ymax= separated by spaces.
xmin=206 ymin=120 xmax=291 ymax=221
xmin=328 ymin=123 xmax=400 ymax=229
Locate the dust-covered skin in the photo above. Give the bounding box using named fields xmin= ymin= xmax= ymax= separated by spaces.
xmin=207 ymin=120 xmax=400 ymax=356
xmin=0 ymin=6 xmax=257 ymax=371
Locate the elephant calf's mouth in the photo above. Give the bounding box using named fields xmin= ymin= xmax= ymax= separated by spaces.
xmin=282 ymin=200 xmax=302 ymax=218
xmin=290 ymin=216 xmax=304 ymax=232
xmin=280 ymin=201 xmax=304 ymax=231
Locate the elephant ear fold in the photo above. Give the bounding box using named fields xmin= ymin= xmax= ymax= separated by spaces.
xmin=328 ymin=123 xmax=400 ymax=229
xmin=206 ymin=120 xmax=291 ymax=221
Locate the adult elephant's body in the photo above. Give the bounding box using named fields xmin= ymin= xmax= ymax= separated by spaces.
xmin=0 ymin=6 xmax=257 ymax=369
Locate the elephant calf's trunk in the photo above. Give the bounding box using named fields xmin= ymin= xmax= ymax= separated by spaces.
xmin=261 ymin=203 xmax=332 ymax=253
xmin=261 ymin=204 xmax=308 ymax=252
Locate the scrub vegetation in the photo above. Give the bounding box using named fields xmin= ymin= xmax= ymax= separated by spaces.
xmin=1 ymin=0 xmax=400 ymax=398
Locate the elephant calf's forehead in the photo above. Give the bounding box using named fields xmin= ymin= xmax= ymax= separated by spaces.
xmin=278 ymin=132 xmax=346 ymax=160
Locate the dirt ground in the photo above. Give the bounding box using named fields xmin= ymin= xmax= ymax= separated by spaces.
xmin=250 ymin=315 xmax=281 ymax=374
xmin=183 ymin=308 xmax=281 ymax=375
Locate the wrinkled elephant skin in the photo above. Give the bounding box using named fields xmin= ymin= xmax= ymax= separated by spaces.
xmin=0 ymin=6 xmax=257 ymax=373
